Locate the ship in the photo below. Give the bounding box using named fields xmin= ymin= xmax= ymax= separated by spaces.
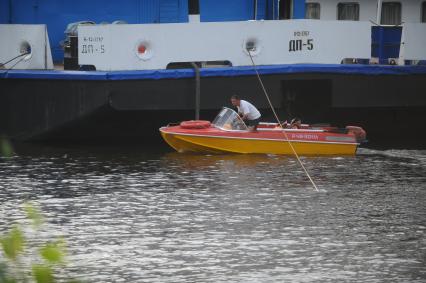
xmin=1 ymin=0 xmax=425 ymax=147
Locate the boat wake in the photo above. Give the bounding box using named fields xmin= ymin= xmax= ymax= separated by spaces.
xmin=358 ymin=148 xmax=426 ymax=166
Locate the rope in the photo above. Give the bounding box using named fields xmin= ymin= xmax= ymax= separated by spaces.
xmin=5 ymin=54 xmax=29 ymax=71
xmin=247 ymin=50 xmax=319 ymax=192
xmin=1 ymin=52 xmax=29 ymax=68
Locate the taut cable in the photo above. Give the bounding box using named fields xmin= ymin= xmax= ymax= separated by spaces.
xmin=1 ymin=52 xmax=30 ymax=68
xmin=248 ymin=50 xmax=319 ymax=192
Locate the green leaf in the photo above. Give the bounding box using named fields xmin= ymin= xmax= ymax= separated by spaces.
xmin=0 ymin=138 xmax=13 ymax=158
xmin=40 ymin=241 xmax=64 ymax=264
xmin=32 ymin=264 xmax=54 ymax=283
xmin=0 ymin=226 xmax=25 ymax=261
xmin=24 ymin=203 xmax=44 ymax=228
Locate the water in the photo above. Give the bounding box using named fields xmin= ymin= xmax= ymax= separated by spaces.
xmin=1 ymin=144 xmax=426 ymax=282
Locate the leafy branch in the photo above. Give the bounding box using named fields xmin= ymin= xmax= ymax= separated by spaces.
xmin=0 ymin=203 xmax=83 ymax=283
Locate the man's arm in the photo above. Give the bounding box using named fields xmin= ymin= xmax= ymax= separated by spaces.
xmin=238 ymin=111 xmax=248 ymax=120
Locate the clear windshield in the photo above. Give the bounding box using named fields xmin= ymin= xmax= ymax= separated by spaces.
xmin=212 ymin=107 xmax=248 ymax=131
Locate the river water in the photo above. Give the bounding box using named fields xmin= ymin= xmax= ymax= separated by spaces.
xmin=1 ymin=144 xmax=425 ymax=282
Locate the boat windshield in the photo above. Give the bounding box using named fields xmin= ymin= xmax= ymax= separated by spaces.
xmin=212 ymin=107 xmax=248 ymax=131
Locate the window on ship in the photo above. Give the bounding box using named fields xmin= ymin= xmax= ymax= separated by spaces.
xmin=305 ymin=3 xmax=320 ymax=19
xmin=422 ymin=2 xmax=426 ymax=22
xmin=380 ymin=2 xmax=402 ymax=25
xmin=279 ymin=0 xmax=293 ymax=20
xmin=337 ymin=3 xmax=360 ymax=21
xmin=188 ymin=0 xmax=199 ymax=15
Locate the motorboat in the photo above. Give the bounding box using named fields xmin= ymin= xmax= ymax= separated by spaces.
xmin=159 ymin=107 xmax=366 ymax=155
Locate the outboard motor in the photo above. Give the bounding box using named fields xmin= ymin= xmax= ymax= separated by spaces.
xmin=346 ymin=126 xmax=367 ymax=143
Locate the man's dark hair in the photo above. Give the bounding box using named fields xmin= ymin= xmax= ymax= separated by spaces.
xmin=231 ymin=94 xmax=240 ymax=100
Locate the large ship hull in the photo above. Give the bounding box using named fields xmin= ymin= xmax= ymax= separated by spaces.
xmin=1 ymin=65 xmax=426 ymax=147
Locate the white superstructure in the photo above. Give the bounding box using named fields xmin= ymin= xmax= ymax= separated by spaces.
xmin=78 ymin=20 xmax=371 ymax=71
xmin=0 ymin=25 xmax=53 ymax=70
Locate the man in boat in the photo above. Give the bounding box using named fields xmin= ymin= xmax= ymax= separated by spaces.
xmin=230 ymin=95 xmax=261 ymax=132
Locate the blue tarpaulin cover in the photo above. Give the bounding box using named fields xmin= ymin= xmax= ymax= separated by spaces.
xmin=1 ymin=64 xmax=426 ymax=80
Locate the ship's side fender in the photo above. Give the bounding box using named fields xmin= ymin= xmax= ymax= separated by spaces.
xmin=180 ymin=120 xmax=211 ymax=129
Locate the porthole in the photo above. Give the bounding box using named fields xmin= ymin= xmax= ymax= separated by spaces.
xmin=19 ymin=41 xmax=32 ymax=60
xmin=243 ymin=38 xmax=262 ymax=56
xmin=135 ymin=40 xmax=153 ymax=61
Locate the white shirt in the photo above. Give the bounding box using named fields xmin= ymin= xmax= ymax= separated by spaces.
xmin=237 ymin=100 xmax=261 ymax=120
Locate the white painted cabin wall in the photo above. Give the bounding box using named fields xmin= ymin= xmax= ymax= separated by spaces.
xmin=0 ymin=24 xmax=54 ymax=70
xmin=400 ymin=23 xmax=426 ymax=60
xmin=400 ymin=0 xmax=425 ymax=23
xmin=78 ymin=20 xmax=371 ymax=71
xmin=305 ymin=0 xmax=425 ymax=23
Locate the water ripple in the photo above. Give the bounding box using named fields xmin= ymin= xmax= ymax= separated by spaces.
xmin=1 ymin=146 xmax=425 ymax=282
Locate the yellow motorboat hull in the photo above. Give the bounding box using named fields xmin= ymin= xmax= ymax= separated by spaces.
xmin=160 ymin=131 xmax=358 ymax=156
